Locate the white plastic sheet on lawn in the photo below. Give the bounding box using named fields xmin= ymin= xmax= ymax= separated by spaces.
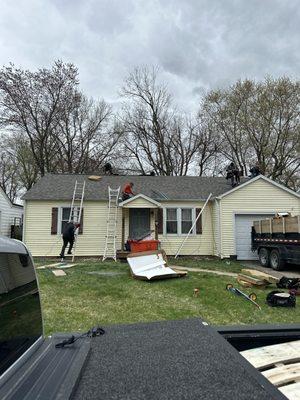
xmin=127 ymin=252 xmax=178 ymax=280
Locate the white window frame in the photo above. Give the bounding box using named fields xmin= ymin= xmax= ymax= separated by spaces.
xmin=163 ymin=207 xmax=196 ymax=236
xmin=58 ymin=205 xmax=80 ymax=234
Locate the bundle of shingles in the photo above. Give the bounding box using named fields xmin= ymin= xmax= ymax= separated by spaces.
xmin=237 ymin=269 xmax=279 ymax=288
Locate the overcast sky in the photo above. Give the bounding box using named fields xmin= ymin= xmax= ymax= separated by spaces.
xmin=0 ymin=0 xmax=299 ymax=112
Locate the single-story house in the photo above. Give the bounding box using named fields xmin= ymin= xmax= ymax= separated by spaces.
xmin=22 ymin=174 xmax=300 ymax=260
xmin=0 ymin=187 xmax=23 ymax=238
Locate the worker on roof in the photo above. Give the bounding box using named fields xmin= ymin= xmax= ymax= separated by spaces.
xmin=249 ymin=162 xmax=261 ymax=178
xmin=122 ymin=182 xmax=135 ymax=201
xmin=226 ymin=162 xmax=240 ymax=187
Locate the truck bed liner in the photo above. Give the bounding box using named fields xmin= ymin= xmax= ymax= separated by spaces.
xmin=0 ymin=335 xmax=90 ymax=400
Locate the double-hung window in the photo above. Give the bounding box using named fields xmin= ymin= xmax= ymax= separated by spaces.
xmin=61 ymin=207 xmax=71 ymax=233
xmin=181 ymin=208 xmax=193 ymax=234
xmin=60 ymin=207 xmax=81 ymax=233
xmin=165 ymin=208 xmax=197 ymax=235
xmin=166 ymin=208 xmax=178 ymax=234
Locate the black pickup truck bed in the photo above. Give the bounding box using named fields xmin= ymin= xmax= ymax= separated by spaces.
xmin=0 ymin=319 xmax=290 ymax=400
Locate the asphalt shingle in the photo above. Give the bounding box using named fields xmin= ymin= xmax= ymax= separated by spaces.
xmin=22 ymin=173 xmax=248 ymax=201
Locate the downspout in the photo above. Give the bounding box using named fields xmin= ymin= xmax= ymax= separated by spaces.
xmin=22 ymin=200 xmax=26 ymax=243
xmin=217 ymin=198 xmax=223 ymax=259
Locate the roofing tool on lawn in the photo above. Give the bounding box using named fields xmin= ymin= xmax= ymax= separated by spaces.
xmin=226 ymin=283 xmax=261 ymax=310
xmin=193 ymin=288 xmax=200 ymax=297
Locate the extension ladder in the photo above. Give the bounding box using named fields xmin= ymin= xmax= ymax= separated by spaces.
xmin=103 ymin=187 xmax=120 ymax=261
xmin=68 ymin=180 xmax=86 ymax=262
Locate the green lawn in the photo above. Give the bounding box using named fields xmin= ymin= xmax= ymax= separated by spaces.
xmin=36 ymin=258 xmax=299 ymax=336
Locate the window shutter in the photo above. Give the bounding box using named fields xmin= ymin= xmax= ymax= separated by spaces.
xmin=79 ymin=209 xmax=84 ymax=234
xmin=196 ymin=208 xmax=202 ymax=234
xmin=51 ymin=208 xmax=58 ymax=235
xmin=157 ymin=208 xmax=163 ymax=234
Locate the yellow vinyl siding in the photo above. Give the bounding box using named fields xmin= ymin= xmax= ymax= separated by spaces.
xmin=24 ymin=200 xmax=121 ymax=257
xmin=158 ymin=201 xmax=214 ymax=256
xmin=123 ymin=198 xmax=158 ymax=208
xmin=220 ymin=179 xmax=300 ymax=258
xmin=212 ymin=200 xmax=220 ymax=256
xmin=24 ymin=200 xmax=215 ymax=257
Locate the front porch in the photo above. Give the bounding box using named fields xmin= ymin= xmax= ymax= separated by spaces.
xmin=118 ymin=194 xmax=162 ymax=253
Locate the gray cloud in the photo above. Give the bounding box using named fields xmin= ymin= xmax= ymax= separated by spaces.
xmin=0 ymin=0 xmax=299 ymax=112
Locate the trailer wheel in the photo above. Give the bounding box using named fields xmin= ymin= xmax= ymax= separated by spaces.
xmin=258 ymin=247 xmax=270 ymax=267
xmin=270 ymin=249 xmax=285 ymax=271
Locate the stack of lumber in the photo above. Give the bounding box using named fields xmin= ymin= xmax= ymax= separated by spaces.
xmin=237 ymin=269 xmax=279 ymax=288
xmin=253 ymin=215 xmax=300 ymax=234
xmin=241 ymin=340 xmax=300 ymax=400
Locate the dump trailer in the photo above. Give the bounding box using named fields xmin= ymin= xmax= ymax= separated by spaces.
xmin=252 ymin=215 xmax=300 ymax=270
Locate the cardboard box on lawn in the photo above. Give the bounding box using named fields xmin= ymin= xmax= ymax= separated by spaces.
xmin=127 ymin=250 xmax=187 ymax=281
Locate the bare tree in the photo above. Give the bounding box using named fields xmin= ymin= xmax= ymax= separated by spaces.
xmin=53 ymin=95 xmax=120 ymax=173
xmin=120 ymin=66 xmax=200 ymax=175
xmin=201 ymin=77 xmax=300 ymax=187
xmin=0 ymin=61 xmax=79 ymax=176
xmin=0 ymin=148 xmax=20 ymax=202
xmin=0 ymin=61 xmax=122 ymax=183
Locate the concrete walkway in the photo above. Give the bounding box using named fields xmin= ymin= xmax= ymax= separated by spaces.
xmin=171 ymin=266 xmax=237 ymax=277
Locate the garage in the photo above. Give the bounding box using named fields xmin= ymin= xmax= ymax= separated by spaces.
xmin=235 ymin=214 xmax=274 ymax=260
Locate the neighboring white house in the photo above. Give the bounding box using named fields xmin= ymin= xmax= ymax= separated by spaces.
xmin=0 ymin=187 xmax=23 ymax=238
xmin=22 ymin=174 xmax=300 ymax=260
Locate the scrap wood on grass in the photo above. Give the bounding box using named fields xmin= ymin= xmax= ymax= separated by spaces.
xmin=37 ymin=262 xmax=77 ymax=270
xmin=237 ymin=269 xmax=279 ymax=288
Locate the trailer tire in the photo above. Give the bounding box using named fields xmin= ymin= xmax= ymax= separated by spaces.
xmin=258 ymin=247 xmax=270 ymax=267
xmin=270 ymin=249 xmax=285 ymax=271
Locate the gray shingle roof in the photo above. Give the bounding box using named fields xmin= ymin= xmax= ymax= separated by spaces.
xmin=22 ymin=173 xmax=249 ymax=201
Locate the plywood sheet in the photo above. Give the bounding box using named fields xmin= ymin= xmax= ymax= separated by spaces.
xmin=52 ymin=269 xmax=67 ymax=276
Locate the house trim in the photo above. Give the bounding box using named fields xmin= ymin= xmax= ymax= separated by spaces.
xmin=119 ymin=194 xmax=162 ymax=208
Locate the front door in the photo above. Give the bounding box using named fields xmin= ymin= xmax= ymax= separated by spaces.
xmin=129 ymin=208 xmax=150 ymax=239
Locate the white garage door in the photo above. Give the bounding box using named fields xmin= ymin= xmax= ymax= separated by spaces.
xmin=235 ymin=214 xmax=273 ymax=260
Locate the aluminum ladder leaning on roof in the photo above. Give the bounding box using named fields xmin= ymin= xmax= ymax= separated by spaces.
xmin=103 ymin=186 xmax=120 ymax=262
xmin=174 ymin=193 xmax=212 ymax=258
xmin=68 ymin=180 xmax=86 ymax=262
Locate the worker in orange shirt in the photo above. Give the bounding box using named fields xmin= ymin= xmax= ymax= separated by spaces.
xmin=122 ymin=182 xmax=135 ymax=201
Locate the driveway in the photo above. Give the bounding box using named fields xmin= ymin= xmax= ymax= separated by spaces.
xmin=241 ymin=260 xmax=300 ymax=279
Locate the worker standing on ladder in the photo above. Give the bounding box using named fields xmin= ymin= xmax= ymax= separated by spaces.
xmin=59 ymin=222 xmax=80 ymax=259
xmin=122 ymin=182 xmax=135 ymax=201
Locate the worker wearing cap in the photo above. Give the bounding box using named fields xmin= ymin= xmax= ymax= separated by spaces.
xmin=59 ymin=222 xmax=80 ymax=259
xmin=122 ymin=182 xmax=135 ymax=201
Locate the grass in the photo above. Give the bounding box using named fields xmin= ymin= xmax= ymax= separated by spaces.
xmin=36 ymin=258 xmax=299 ymax=336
